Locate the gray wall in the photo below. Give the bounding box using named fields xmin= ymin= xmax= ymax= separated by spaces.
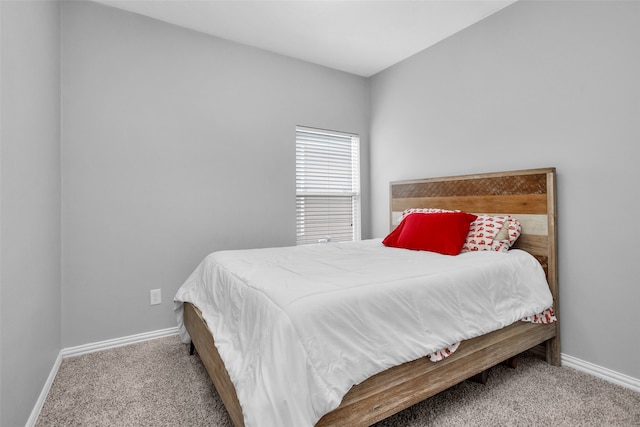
xmin=61 ymin=1 xmax=370 ymax=347
xmin=370 ymin=0 xmax=640 ymax=379
xmin=0 ymin=1 xmax=62 ymax=426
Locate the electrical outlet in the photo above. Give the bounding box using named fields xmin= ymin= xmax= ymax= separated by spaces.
xmin=150 ymin=289 xmax=162 ymax=306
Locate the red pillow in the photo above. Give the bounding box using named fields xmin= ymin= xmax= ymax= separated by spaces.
xmin=383 ymin=212 xmax=478 ymax=255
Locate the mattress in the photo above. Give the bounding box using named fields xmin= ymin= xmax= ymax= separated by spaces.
xmin=174 ymin=239 xmax=553 ymax=427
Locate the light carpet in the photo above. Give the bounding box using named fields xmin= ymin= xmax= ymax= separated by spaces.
xmin=36 ymin=335 xmax=639 ymax=426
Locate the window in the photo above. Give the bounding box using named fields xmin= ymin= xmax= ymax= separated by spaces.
xmin=296 ymin=127 xmax=361 ymax=245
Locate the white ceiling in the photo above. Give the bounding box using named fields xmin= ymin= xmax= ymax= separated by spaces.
xmin=94 ymin=0 xmax=516 ymax=77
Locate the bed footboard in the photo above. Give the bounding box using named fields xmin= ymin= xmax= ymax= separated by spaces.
xmin=185 ymin=300 xmax=557 ymax=427
xmin=316 ymin=321 xmax=557 ymax=427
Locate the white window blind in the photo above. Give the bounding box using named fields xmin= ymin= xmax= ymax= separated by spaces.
xmin=296 ymin=127 xmax=361 ymax=245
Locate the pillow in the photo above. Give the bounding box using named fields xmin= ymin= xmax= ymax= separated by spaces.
xmin=397 ymin=207 xmax=458 ymax=224
xmin=461 ymin=215 xmax=522 ymax=253
xmin=397 ymin=208 xmax=522 ymax=253
xmin=461 ymin=215 xmax=501 ymax=252
xmin=383 ymin=212 xmax=477 ymax=255
xmin=490 ymin=216 xmax=522 ymax=252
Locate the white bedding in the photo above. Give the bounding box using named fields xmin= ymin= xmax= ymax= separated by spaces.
xmin=174 ymin=239 xmax=553 ymax=427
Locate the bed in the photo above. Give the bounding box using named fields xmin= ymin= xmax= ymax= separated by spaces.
xmin=175 ymin=167 xmax=560 ymax=427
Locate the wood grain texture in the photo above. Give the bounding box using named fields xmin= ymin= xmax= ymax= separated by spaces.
xmin=391 ymin=194 xmax=548 ymax=216
xmin=391 ymin=171 xmax=548 ymax=198
xmin=182 ymin=167 xmax=560 ymax=427
xmin=544 ymin=171 xmax=561 ymax=366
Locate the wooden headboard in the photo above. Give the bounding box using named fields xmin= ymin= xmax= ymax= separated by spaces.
xmin=389 ymin=167 xmax=558 ymax=323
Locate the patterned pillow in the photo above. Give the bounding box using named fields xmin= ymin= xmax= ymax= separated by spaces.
xmin=461 ymin=215 xmax=500 ymax=252
xmin=490 ymin=216 xmax=522 ymax=252
xmin=462 ymin=215 xmax=521 ymax=253
xmin=397 ymin=207 xmax=459 ymax=224
xmin=398 ymin=209 xmax=521 ymax=253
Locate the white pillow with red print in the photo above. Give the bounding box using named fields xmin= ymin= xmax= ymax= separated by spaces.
xmin=462 ymin=215 xmax=521 ymax=253
xmin=397 ymin=208 xmax=521 ymax=253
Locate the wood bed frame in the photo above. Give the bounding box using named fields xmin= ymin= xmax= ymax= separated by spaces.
xmin=183 ymin=167 xmax=560 ymax=427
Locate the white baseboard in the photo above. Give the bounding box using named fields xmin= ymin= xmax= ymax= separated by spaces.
xmin=561 ymin=353 xmax=640 ymax=393
xmin=26 ymin=327 xmax=179 ymax=427
xmin=25 ymin=351 xmax=62 ymax=427
xmin=61 ymin=326 xmax=179 ymax=358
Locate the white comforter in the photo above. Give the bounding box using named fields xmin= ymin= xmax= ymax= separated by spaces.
xmin=174 ymin=239 xmax=553 ymax=427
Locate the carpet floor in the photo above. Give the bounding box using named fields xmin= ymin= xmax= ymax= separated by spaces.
xmin=36 ymin=335 xmax=639 ymax=426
